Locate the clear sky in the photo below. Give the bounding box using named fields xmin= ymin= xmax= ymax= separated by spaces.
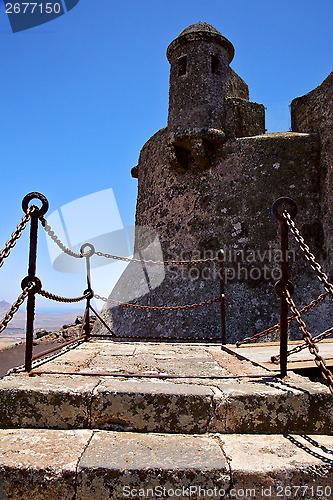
xmin=0 ymin=0 xmax=332 ymax=313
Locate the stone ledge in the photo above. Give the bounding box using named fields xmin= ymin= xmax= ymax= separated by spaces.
xmin=0 ymin=374 xmax=99 ymax=429
xmin=0 ymin=374 xmax=216 ymax=434
xmin=221 ymin=434 xmax=333 ymax=500
xmin=209 ymin=375 xmax=333 ymax=434
xmin=0 ymin=370 xmax=331 ymax=434
xmin=90 ymin=378 xmax=215 ymax=433
xmin=0 ymin=428 xmax=93 ymax=500
xmin=0 ymin=430 xmax=332 ymax=499
xmin=77 ymin=431 xmax=230 ymax=500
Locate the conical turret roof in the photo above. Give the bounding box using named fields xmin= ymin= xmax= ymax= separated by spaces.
xmin=178 ymin=22 xmax=222 ymax=37
xmin=167 ymin=22 xmax=234 ymax=64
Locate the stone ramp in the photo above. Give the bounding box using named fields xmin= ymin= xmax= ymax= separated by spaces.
xmin=0 ymin=429 xmax=332 ymax=500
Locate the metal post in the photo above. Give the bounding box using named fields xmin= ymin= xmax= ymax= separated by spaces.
xmin=80 ymin=243 xmax=95 ymax=341
xmin=272 ymin=197 xmax=297 ymax=378
xmin=279 ymin=218 xmax=289 ymax=377
xmin=21 ymin=192 xmax=48 ymax=372
xmin=218 ymin=249 xmax=226 ymax=346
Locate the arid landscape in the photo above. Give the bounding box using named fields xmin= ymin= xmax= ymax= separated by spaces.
xmin=0 ymin=300 xmax=82 ymax=350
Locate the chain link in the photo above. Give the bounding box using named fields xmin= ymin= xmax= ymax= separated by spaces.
xmin=237 ymin=291 xmax=329 ymax=347
xmin=236 ymin=323 xmax=279 ymax=347
xmin=283 ymin=210 xmax=333 ymax=297
xmin=39 ymin=216 xmax=90 ymax=259
xmin=95 ymin=250 xmax=219 ymax=266
xmin=38 ymin=289 xmax=91 ymax=303
xmin=94 ymin=293 xmax=221 ymax=311
xmin=0 ymin=284 xmax=33 ymax=334
xmin=39 ymin=217 xmax=220 ymax=266
xmin=271 ymin=326 xmax=333 ymax=362
xmin=282 ymin=287 xmax=333 ymax=393
xmin=0 ymin=206 xmax=36 ymax=269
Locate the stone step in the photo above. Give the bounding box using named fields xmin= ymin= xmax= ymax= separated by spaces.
xmin=0 ymin=371 xmax=332 ymax=434
xmin=0 ymin=429 xmax=332 ymax=500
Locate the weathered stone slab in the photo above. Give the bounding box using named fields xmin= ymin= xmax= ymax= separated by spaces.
xmin=154 ymin=359 xmax=229 ymax=377
xmin=0 ymin=374 xmax=98 ymax=429
xmin=80 ymin=343 xmax=229 ymax=377
xmin=221 ymin=434 xmax=333 ymax=500
xmin=134 ymin=344 xmax=213 ymax=357
xmin=83 ymin=353 xmax=159 ymax=374
xmin=207 ymin=344 xmax=270 ymax=376
xmin=93 ymin=343 xmax=137 ymax=356
xmin=209 ymin=376 xmax=333 ymax=434
xmin=91 ymin=378 xmax=215 ymax=433
xmin=0 ymin=429 xmax=92 ymax=500
xmin=288 ymin=376 xmax=333 ymax=434
xmin=76 ymin=431 xmax=230 ymax=500
xmin=37 ymin=348 xmax=100 ymax=373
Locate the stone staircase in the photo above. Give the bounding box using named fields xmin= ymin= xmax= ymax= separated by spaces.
xmin=0 ymin=340 xmax=332 ymax=499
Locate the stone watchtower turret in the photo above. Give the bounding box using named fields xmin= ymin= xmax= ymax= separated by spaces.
xmin=165 ymin=22 xmax=264 ymax=172
xmin=95 ymin=23 xmax=332 ymax=342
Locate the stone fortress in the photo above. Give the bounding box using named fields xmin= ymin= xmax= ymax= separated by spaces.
xmin=95 ymin=22 xmax=333 ymax=342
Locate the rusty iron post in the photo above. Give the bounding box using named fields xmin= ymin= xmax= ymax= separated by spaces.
xmin=80 ymin=243 xmax=95 ymax=341
xmin=21 ymin=192 xmax=48 ymax=372
xmin=218 ymin=249 xmax=226 ymax=346
xmin=272 ymin=197 xmax=297 ymax=378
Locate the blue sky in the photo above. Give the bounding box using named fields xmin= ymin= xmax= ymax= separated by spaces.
xmin=0 ymin=0 xmax=332 ymax=312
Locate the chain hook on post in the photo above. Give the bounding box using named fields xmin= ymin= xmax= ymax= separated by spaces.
xmin=80 ymin=243 xmax=95 ymax=341
xmin=272 ymin=197 xmax=297 ymax=378
xmin=21 ymin=192 xmax=48 ymax=372
xmin=218 ymin=249 xmax=226 ymax=346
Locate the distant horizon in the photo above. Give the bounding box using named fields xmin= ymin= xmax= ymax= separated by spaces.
xmin=0 ymin=298 xmax=88 ymax=316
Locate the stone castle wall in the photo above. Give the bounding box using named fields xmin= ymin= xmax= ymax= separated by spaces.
xmin=291 ymin=71 xmax=333 ymax=275
xmin=94 ymin=24 xmax=333 ymax=342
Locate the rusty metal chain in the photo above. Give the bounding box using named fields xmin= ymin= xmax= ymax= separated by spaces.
xmin=237 ymin=291 xmax=329 ymax=347
xmin=39 ymin=216 xmax=89 ymax=259
xmin=38 ymin=289 xmax=91 ymax=303
xmin=306 ymin=328 xmax=333 ymax=345
xmin=94 ymin=293 xmax=221 ymax=311
xmin=282 ymin=287 xmax=333 ymax=393
xmin=283 ymin=210 xmax=333 ymax=297
xmin=95 ymin=250 xmax=219 ymax=266
xmin=272 ymin=326 xmax=333 ymax=362
xmin=236 ymin=323 xmax=280 ymax=347
xmin=39 ymin=216 xmax=220 ymax=266
xmin=0 ymin=206 xmax=36 ymax=268
xmin=0 ymin=284 xmax=33 ymax=334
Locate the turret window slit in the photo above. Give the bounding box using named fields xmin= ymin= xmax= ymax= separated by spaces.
xmin=178 ymin=56 xmax=187 ymax=76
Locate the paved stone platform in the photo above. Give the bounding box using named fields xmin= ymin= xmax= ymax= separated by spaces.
xmin=0 ymin=429 xmax=332 ymax=499
xmin=0 ymin=340 xmax=332 ymax=434
xmin=0 ymin=340 xmax=332 ymax=499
